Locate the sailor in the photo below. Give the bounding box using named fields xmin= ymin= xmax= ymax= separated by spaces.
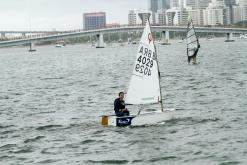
xmin=114 ymin=92 xmax=129 ymax=117
xmin=190 ymin=45 xmax=200 ymax=64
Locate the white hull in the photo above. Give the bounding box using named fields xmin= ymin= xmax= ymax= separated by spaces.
xmin=239 ymin=34 xmax=247 ymax=39
xmin=103 ymin=109 xmax=175 ymax=127
xmin=55 ymin=44 xmax=64 ymax=48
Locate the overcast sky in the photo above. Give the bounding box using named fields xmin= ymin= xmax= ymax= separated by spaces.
xmin=0 ymin=0 xmax=147 ymax=31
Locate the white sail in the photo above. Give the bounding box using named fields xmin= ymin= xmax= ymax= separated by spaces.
xmin=186 ymin=17 xmax=200 ymax=62
xmin=126 ymin=21 xmax=161 ymax=105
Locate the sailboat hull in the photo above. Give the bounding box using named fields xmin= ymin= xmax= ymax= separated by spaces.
xmin=102 ymin=109 xmax=175 ymax=127
xmin=28 ymin=49 xmax=36 ymax=52
xmin=131 ymin=109 xmax=174 ymax=126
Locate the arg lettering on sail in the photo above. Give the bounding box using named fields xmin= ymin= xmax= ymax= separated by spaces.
xmin=134 ymin=33 xmax=155 ymax=77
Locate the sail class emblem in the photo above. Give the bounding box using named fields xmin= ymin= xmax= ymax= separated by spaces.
xmin=148 ymin=33 xmax=152 ymax=44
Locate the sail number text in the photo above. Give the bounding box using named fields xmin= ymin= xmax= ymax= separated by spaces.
xmin=135 ymin=46 xmax=155 ymax=76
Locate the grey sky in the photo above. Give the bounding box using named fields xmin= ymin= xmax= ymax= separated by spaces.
xmin=0 ymin=0 xmax=147 ymax=31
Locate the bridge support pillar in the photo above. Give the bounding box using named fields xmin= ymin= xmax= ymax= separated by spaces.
xmin=28 ymin=42 xmax=36 ymax=52
xmin=22 ymin=33 xmax=26 ymax=38
xmin=225 ymin=32 xmax=235 ymax=42
xmin=161 ymin=30 xmax=170 ymax=45
xmin=1 ymin=32 xmax=6 ymax=40
xmin=96 ymin=33 xmax=104 ymax=48
xmin=118 ymin=33 xmax=123 ymax=43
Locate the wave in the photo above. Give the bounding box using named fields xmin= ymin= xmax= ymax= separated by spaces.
xmin=0 ymin=124 xmax=15 ymax=129
xmin=0 ymin=144 xmax=17 ymax=149
xmin=36 ymin=124 xmax=63 ymax=131
xmin=0 ymin=155 xmax=16 ymax=160
xmin=10 ymin=146 xmax=33 ymax=154
xmin=165 ymin=116 xmax=220 ymax=126
xmin=39 ymin=77 xmax=64 ymax=80
xmin=80 ymin=139 xmax=105 ymax=145
xmin=0 ymin=95 xmax=10 ymax=100
xmin=24 ymin=136 xmax=45 ymax=143
xmin=218 ymin=161 xmax=241 ymax=165
xmin=38 ymin=159 xmax=59 ymax=164
xmin=80 ymin=139 xmax=95 ymax=144
xmin=86 ymin=159 xmax=129 ymax=164
xmin=148 ymin=156 xmax=177 ymax=162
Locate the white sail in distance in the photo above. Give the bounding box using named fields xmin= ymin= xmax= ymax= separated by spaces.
xmin=186 ymin=17 xmax=200 ymax=63
xmin=126 ymin=21 xmax=161 ymax=105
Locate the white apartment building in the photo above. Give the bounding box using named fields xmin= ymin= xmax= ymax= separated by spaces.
xmin=187 ymin=7 xmax=201 ymax=25
xmin=166 ymin=7 xmax=188 ymax=25
xmin=128 ymin=10 xmax=137 ymax=25
xmin=128 ymin=10 xmax=153 ymax=25
xmin=233 ymin=5 xmax=242 ymax=23
xmin=238 ymin=0 xmax=247 ymax=21
xmin=157 ymin=9 xmax=167 ymax=25
xmin=203 ymin=0 xmax=224 ymax=26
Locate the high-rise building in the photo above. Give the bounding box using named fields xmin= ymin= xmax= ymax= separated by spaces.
xmin=148 ymin=0 xmax=158 ymax=24
xmin=83 ymin=12 xmax=106 ymax=30
xmin=184 ymin=0 xmax=210 ymax=25
xmin=157 ymin=0 xmax=170 ymax=10
xmin=185 ymin=0 xmax=198 ymax=9
xmin=149 ymin=0 xmax=158 ymax=12
xmin=187 ymin=8 xmax=201 ymax=25
xmin=166 ymin=7 xmax=188 ymax=25
xmin=149 ymin=0 xmax=170 ymax=24
xmin=170 ymin=0 xmax=180 ymax=8
xmin=179 ymin=0 xmax=186 ymax=8
xmin=157 ymin=9 xmax=167 ymax=25
xmin=224 ymin=0 xmax=236 ymax=6
xmin=203 ymin=8 xmax=224 ymax=25
xmin=223 ymin=0 xmax=236 ymax=24
xmin=232 ymin=5 xmax=242 ymax=23
xmin=138 ymin=12 xmax=152 ymax=25
xmin=128 ymin=10 xmax=153 ymax=25
xmin=239 ymin=0 xmax=247 ymax=21
xmin=169 ymin=0 xmax=186 ymax=8
xmin=149 ymin=0 xmax=170 ymax=11
xmin=128 ymin=10 xmax=137 ymax=25
xmin=203 ymin=0 xmax=224 ymax=26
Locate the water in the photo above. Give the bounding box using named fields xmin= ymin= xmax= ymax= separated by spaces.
xmin=0 ymin=39 xmax=247 ymax=164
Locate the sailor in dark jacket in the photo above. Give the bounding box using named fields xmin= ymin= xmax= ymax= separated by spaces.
xmin=114 ymin=92 xmax=129 ymax=117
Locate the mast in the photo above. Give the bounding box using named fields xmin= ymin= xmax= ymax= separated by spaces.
xmin=148 ymin=20 xmax=164 ymax=112
xmin=156 ymin=47 xmax=164 ymax=112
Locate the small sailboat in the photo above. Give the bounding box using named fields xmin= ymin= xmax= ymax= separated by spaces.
xmin=186 ymin=17 xmax=200 ymax=64
xmin=240 ymin=34 xmax=247 ymax=39
xmin=28 ymin=42 xmax=36 ymax=52
xmin=101 ymin=20 xmax=175 ymax=127
xmin=55 ymin=44 xmax=64 ymax=48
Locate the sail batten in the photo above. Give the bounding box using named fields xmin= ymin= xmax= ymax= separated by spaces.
xmin=126 ymin=21 xmax=161 ymax=105
xmin=187 ymin=40 xmax=198 ymax=45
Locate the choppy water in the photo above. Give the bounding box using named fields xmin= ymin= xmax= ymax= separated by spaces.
xmin=0 ymin=38 xmax=247 ymax=165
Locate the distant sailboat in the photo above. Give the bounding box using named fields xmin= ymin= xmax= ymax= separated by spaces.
xmin=186 ymin=17 xmax=200 ymax=64
xmin=55 ymin=40 xmax=66 ymax=48
xmin=28 ymin=42 xmax=36 ymax=52
xmin=55 ymin=44 xmax=64 ymax=48
xmin=101 ymin=20 xmax=174 ymax=127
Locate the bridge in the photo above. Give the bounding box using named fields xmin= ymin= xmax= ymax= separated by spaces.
xmin=0 ymin=26 xmax=247 ymax=48
xmin=0 ymin=30 xmax=65 ymax=34
xmin=0 ymin=30 xmax=66 ymax=39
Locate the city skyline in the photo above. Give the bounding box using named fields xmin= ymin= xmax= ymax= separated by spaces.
xmin=0 ymin=0 xmax=147 ymax=31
